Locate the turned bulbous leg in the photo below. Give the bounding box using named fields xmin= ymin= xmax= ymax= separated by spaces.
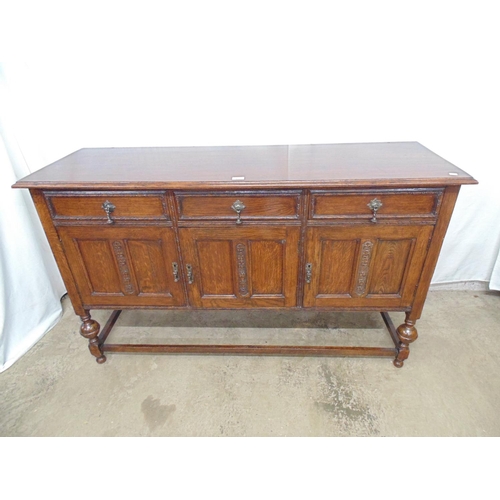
xmin=80 ymin=314 xmax=106 ymax=364
xmin=394 ymin=318 xmax=418 ymax=368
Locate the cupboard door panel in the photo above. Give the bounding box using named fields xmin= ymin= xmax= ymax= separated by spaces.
xmin=317 ymin=239 xmax=359 ymax=297
xmin=179 ymin=226 xmax=300 ymax=308
xmin=197 ymin=240 xmax=236 ymax=297
xmin=304 ymin=225 xmax=432 ymax=308
xmin=367 ymin=239 xmax=413 ymax=297
xmin=58 ymin=226 xmax=185 ymax=306
xmin=76 ymin=239 xmax=123 ymax=294
xmin=127 ymin=240 xmax=171 ymax=295
xmin=249 ymin=240 xmax=284 ymax=296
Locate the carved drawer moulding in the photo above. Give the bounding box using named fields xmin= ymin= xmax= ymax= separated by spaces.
xmin=309 ymin=188 xmax=444 ymax=221
xmin=44 ymin=190 xmax=171 ymax=224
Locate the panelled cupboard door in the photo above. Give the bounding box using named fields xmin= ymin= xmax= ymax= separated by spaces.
xmin=179 ymin=226 xmax=300 ymax=308
xmin=303 ymin=225 xmax=433 ymax=308
xmin=58 ymin=226 xmax=186 ymax=307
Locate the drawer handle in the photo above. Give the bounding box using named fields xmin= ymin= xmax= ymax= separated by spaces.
xmin=186 ymin=264 xmax=194 ymax=284
xmin=172 ymin=262 xmax=180 ymax=282
xmin=367 ymin=198 xmax=383 ymax=223
xmin=305 ymin=263 xmax=313 ymax=284
xmin=231 ymin=199 xmax=246 ymax=225
xmin=102 ymin=200 xmax=116 ymax=224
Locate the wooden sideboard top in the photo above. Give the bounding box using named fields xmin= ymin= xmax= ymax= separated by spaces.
xmin=13 ymin=141 xmax=477 ymax=190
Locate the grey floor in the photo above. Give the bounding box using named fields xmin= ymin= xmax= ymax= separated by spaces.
xmin=1 ymin=290 xmax=499 ymax=436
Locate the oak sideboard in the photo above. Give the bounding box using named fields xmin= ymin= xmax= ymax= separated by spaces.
xmin=13 ymin=142 xmax=477 ymax=366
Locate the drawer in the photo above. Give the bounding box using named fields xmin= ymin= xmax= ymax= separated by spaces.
xmin=45 ymin=191 xmax=170 ymax=222
xmin=176 ymin=190 xmax=301 ymax=221
xmin=310 ymin=189 xmax=443 ymax=220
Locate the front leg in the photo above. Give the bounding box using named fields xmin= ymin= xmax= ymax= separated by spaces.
xmin=394 ymin=314 xmax=418 ymax=368
xmin=80 ymin=312 xmax=106 ymax=364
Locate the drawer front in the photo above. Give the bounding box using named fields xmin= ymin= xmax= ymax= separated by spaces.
xmin=310 ymin=189 xmax=443 ymax=221
xmin=45 ymin=191 xmax=170 ymax=222
xmin=176 ymin=191 xmax=301 ymax=221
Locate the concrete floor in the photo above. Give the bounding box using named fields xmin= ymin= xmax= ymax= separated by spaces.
xmin=1 ymin=290 xmax=499 ymax=436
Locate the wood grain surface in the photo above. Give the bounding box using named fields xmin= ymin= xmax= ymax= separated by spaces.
xmin=13 ymin=142 xmax=477 ymax=189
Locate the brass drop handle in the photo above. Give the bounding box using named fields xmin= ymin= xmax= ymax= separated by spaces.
xmin=102 ymin=200 xmax=116 ymax=224
xmin=305 ymin=263 xmax=313 ymax=284
xmin=172 ymin=262 xmax=179 ymax=282
xmin=367 ymin=198 xmax=383 ymax=223
xmin=186 ymin=264 xmax=194 ymax=284
xmin=231 ymin=199 xmax=246 ymax=225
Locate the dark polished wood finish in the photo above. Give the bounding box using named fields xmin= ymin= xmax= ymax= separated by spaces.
xmin=310 ymin=188 xmax=443 ymax=221
xmin=15 ymin=142 xmax=477 ymax=189
xmin=97 ymin=309 xmax=122 ymax=345
xmin=101 ymin=343 xmax=397 ymax=358
xmin=179 ymin=226 xmax=300 ymax=308
xmin=303 ymin=225 xmax=433 ymax=309
xmin=57 ymin=225 xmax=185 ymax=307
xmin=13 ymin=142 xmax=477 ymax=367
xmin=46 ymin=191 xmax=170 ymax=222
xmin=176 ymin=190 xmax=301 ymax=221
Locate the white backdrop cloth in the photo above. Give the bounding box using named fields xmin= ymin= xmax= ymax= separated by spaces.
xmin=490 ymin=256 xmax=500 ymax=290
xmin=0 ymin=76 xmax=66 ymax=372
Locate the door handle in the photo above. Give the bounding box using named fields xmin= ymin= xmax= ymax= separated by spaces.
xmin=305 ymin=263 xmax=313 ymax=284
xmin=186 ymin=264 xmax=194 ymax=284
xmin=172 ymin=262 xmax=180 ymax=282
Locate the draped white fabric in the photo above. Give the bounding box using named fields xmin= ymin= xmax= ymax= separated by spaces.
xmin=432 ymin=180 xmax=500 ymax=290
xmin=490 ymin=254 xmax=500 ymax=291
xmin=0 ymin=67 xmax=66 ymax=372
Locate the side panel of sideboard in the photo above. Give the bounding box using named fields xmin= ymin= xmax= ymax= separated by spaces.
xmin=407 ymin=185 xmax=461 ymax=322
xmin=30 ymin=190 xmax=87 ymax=317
